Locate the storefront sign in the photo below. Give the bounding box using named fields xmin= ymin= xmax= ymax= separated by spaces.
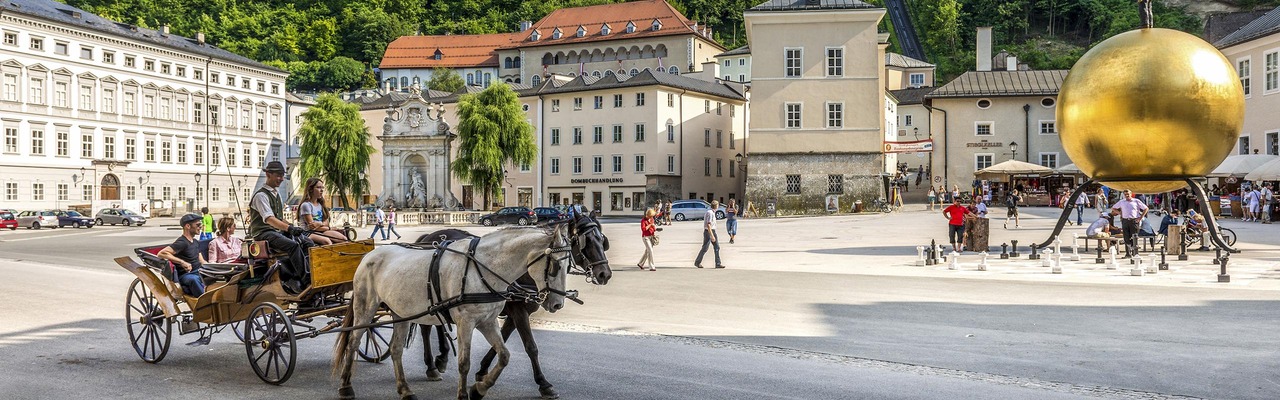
xmin=570 ymin=178 xmax=624 ymax=184
xmin=965 ymin=142 xmax=1005 ymax=148
xmin=883 ymin=139 xmax=934 ymax=153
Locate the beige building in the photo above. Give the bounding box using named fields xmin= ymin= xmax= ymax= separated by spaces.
xmin=1216 ymin=6 xmax=1280 ymax=156
xmin=925 ymin=69 xmax=1069 ymax=190
xmin=743 ymin=0 xmax=889 ymax=214
xmin=885 ymin=52 xmax=934 ymax=90
xmin=715 ymin=45 xmax=752 ymax=83
xmin=539 ymin=70 xmax=747 ymax=215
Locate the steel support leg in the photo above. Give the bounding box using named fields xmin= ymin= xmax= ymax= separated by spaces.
xmin=1034 ymin=179 xmax=1096 ymax=251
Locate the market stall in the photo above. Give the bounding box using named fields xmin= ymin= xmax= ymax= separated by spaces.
xmin=974 ymin=160 xmax=1055 ymax=206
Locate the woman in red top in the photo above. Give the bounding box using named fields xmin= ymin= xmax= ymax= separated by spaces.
xmin=637 ymin=208 xmax=658 ymax=271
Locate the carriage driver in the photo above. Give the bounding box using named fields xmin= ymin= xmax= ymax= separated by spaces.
xmin=157 ymin=213 xmax=208 ymax=297
xmin=249 ymin=161 xmax=314 ymax=293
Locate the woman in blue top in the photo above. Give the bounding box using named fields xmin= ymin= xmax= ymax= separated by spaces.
xmin=725 ymin=199 xmax=739 ymax=244
xmin=298 ymin=177 xmax=348 ymax=245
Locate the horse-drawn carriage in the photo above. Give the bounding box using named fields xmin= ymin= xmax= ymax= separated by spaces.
xmin=117 ymin=238 xmax=390 ymax=384
xmin=116 ymin=213 xmax=614 ymax=398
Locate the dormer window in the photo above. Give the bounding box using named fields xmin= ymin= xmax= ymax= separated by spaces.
xmin=651 ymin=19 xmax=662 ymax=31
xmin=433 ymin=49 xmax=443 ymax=60
xmin=626 ymin=22 xmax=636 ymax=33
xmin=576 ymin=26 xmax=586 ymax=38
xmin=601 ymin=24 xmax=611 ymax=35
xmin=552 ymin=28 xmax=562 ymax=39
xmin=530 ymin=30 xmax=541 ymax=41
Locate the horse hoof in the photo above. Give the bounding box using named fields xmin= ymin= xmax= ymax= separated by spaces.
xmin=539 ymin=385 xmax=559 ymax=399
xmin=338 ymin=387 xmax=356 ymax=400
xmin=434 ymin=356 xmax=449 ymax=372
xmin=426 ymin=369 xmax=442 ymax=382
xmin=468 ymin=386 xmax=484 ymax=400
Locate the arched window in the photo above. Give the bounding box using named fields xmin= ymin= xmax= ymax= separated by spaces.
xmin=531 ymin=75 xmax=541 ymax=86
xmin=467 ymin=73 xmax=474 ymax=85
xmin=592 ymin=71 xmax=601 ymax=77
xmin=513 ymin=57 xmax=521 ymax=68
xmin=505 ymin=78 xmax=513 ymax=83
xmin=668 ymin=66 xmax=679 ymax=75
xmin=400 ymin=77 xmax=408 ymax=87
xmin=504 ymin=57 xmax=512 ymax=68
xmin=515 ymin=78 xmax=521 ymax=84
xmin=483 ymin=73 xmax=492 ymax=86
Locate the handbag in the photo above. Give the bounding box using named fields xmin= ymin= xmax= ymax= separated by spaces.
xmin=649 ymin=235 xmax=660 ymax=246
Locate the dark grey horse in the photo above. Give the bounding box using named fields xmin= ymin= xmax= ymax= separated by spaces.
xmin=414 ymin=214 xmax=611 ymax=399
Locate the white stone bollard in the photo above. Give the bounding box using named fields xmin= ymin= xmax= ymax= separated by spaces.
xmin=1070 ymin=233 xmax=1082 ymax=261
xmin=1107 ymin=246 xmax=1120 ymax=270
xmin=916 ymin=246 xmax=926 ymax=266
xmin=1041 ymin=249 xmax=1055 ymax=267
xmin=1051 ymin=253 xmax=1063 ymax=274
xmin=978 ymin=251 xmax=989 ymax=271
xmin=1144 ymin=255 xmax=1158 ymax=274
xmin=948 ymin=251 xmax=960 ymax=270
xmin=1130 ymin=256 xmax=1145 ymax=276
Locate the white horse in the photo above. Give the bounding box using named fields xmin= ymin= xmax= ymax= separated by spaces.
xmin=334 ymin=223 xmax=574 ymax=400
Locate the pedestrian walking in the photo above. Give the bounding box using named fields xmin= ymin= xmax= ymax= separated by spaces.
xmin=1073 ymin=189 xmax=1089 ymax=226
xmin=368 ymin=206 xmax=387 ymax=240
xmin=1094 ymin=188 xmax=1108 ymax=216
xmin=943 ymin=197 xmax=972 ymax=253
xmin=1245 ymin=186 xmax=1261 ymax=222
xmin=1004 ymin=189 xmax=1023 ymax=229
xmin=926 ymin=187 xmax=938 ymax=211
xmin=662 ymin=200 xmax=673 ymax=225
xmin=694 ymin=200 xmax=724 ymax=268
xmin=1111 ymin=189 xmax=1149 ymax=258
xmin=199 ymin=207 xmax=214 ymax=241
xmin=386 ymin=206 xmax=402 ymax=240
xmin=637 ymin=208 xmax=658 ymax=271
xmin=725 ymin=199 xmax=739 ymax=244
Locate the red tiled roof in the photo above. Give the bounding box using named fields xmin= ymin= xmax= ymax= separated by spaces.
xmin=379 ymin=32 xmax=522 ymax=69
xmin=502 ymin=0 xmax=716 ymax=50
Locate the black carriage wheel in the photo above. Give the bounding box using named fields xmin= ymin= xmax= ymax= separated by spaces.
xmin=230 ymin=320 xmax=249 ymax=344
xmin=125 ymin=278 xmax=171 ymax=363
xmin=356 ymin=314 xmax=397 ymax=363
xmin=244 ymin=303 xmax=297 ymax=385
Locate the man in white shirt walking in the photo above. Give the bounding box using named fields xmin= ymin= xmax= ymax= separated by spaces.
xmin=1261 ymin=183 xmax=1274 ymax=224
xmin=1111 ymin=189 xmax=1149 ymax=258
xmin=694 ymin=200 xmax=724 ymax=269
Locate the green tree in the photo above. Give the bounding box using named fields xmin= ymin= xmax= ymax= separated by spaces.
xmin=296 ymin=94 xmax=376 ymax=208
xmin=451 ymin=83 xmax=537 ymax=210
xmin=300 ymin=18 xmax=339 ymax=60
xmin=427 ymin=67 xmax=465 ymax=92
xmin=318 ymin=57 xmax=367 ymax=91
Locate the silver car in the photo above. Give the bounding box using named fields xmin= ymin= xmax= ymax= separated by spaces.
xmin=94 ymin=208 xmax=148 ymax=226
xmin=669 ymin=200 xmax=727 ymax=221
xmin=17 ymin=210 xmax=60 ymax=229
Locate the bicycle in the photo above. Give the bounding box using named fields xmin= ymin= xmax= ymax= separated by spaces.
xmin=1183 ymin=225 xmax=1236 ymax=248
xmin=870 ymin=198 xmax=895 ymax=213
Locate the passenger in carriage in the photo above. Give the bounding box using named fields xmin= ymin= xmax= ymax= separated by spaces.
xmin=298 ymin=177 xmax=349 ymax=246
xmin=157 ymin=213 xmax=208 ymax=297
xmin=249 ymin=161 xmax=315 ymax=293
xmin=207 ymin=216 xmax=244 ymax=264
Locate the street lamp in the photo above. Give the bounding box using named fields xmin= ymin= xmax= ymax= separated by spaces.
xmin=1008 ymin=141 xmax=1019 ymax=161
xmin=138 ymin=170 xmax=151 ymax=186
xmin=913 ymin=127 xmax=919 ymax=139
xmin=72 ymin=167 xmax=87 ymax=186
xmin=735 ymin=153 xmax=748 ymax=205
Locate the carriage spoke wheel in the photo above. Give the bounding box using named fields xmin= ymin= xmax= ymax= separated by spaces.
xmin=356 ymin=314 xmax=397 ymax=363
xmin=125 ymin=278 xmax=171 ymax=363
xmin=229 ymin=320 xmax=249 ymax=344
xmin=244 ymin=303 xmax=296 ymax=385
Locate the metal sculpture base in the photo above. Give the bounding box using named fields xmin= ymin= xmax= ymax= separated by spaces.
xmin=1033 ymin=178 xmax=1236 ymax=279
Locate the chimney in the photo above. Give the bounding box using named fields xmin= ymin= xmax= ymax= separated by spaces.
xmin=1006 ymin=56 xmax=1018 ymax=71
xmin=976 ymin=27 xmax=992 ymax=72
xmin=196 ymin=32 xmax=205 ymax=44
xmin=519 ymin=21 xmax=533 ymax=32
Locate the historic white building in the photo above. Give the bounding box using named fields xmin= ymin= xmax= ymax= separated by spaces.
xmin=0 ymin=0 xmax=288 ymax=216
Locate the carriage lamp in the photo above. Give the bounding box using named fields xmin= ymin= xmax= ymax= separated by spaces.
xmin=72 ymin=167 xmax=87 ymax=186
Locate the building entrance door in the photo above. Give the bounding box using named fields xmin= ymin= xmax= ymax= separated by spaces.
xmin=461 ymin=185 xmax=474 ymax=210
xmin=592 ymin=191 xmax=602 ymax=213
xmin=100 ymin=174 xmax=120 ymax=201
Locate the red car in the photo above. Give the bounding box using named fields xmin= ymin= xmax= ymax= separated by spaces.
xmin=0 ymin=211 xmax=16 ymax=230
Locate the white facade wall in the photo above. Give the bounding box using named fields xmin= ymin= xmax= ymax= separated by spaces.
xmin=1221 ymin=32 xmax=1280 ymax=156
xmin=0 ymin=12 xmax=288 ymax=215
xmin=381 ymin=66 xmax=500 ymax=91
xmin=717 ymin=54 xmax=751 ymax=83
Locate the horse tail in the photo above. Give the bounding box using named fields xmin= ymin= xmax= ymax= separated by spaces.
xmin=331 ymin=299 xmax=354 ymax=377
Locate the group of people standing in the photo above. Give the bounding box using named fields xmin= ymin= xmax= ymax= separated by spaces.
xmin=1239 ymin=183 xmax=1275 ymax=224
xmin=637 ymin=199 xmax=739 ymax=271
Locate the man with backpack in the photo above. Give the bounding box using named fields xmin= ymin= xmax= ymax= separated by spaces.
xmin=1004 ymin=189 xmax=1023 ymax=229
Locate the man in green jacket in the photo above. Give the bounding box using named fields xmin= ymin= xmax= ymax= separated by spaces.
xmin=199 ymin=207 xmax=214 ymax=241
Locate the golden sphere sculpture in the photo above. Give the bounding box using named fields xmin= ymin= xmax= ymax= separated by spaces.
xmin=1057 ymin=28 xmax=1244 ymax=193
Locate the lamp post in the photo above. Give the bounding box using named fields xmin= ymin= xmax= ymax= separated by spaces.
xmin=193 ymin=172 xmax=201 ymax=211
xmin=1008 ymin=141 xmax=1019 ymax=161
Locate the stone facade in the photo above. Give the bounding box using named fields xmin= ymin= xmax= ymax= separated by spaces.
xmin=746 ymin=153 xmax=883 ymax=215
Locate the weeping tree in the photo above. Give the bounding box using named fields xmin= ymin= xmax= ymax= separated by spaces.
xmin=297 ymin=93 xmax=376 ymax=208
xmin=451 ymin=82 xmax=537 ymax=210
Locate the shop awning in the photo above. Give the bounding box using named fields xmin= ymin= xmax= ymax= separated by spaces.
xmin=974 ymin=160 xmax=1054 ymax=179
xmin=1055 ymin=163 xmax=1082 ymax=175
xmin=1208 ymin=154 xmax=1278 ymax=178
xmin=1243 ymin=157 xmax=1280 ymax=181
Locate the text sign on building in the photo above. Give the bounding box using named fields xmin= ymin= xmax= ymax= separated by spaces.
xmin=965 ymin=141 xmax=1005 ymax=149
xmin=883 ymin=139 xmax=934 ymax=153
xmin=570 ymin=178 xmax=624 ymax=184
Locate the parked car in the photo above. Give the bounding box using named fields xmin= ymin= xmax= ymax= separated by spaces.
xmin=54 ymin=210 xmax=95 ymax=228
xmin=478 ymin=206 xmax=537 ymax=226
xmin=533 ymin=207 xmax=566 ymax=221
xmin=669 ymin=200 xmax=727 ymax=221
xmin=17 ymin=210 xmax=60 ymax=229
xmin=94 ymin=208 xmax=148 ymax=226
xmin=0 ymin=211 xmax=16 ymax=230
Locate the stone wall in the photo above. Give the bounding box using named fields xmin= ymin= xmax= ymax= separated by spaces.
xmin=746 ymin=153 xmax=885 ymax=215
